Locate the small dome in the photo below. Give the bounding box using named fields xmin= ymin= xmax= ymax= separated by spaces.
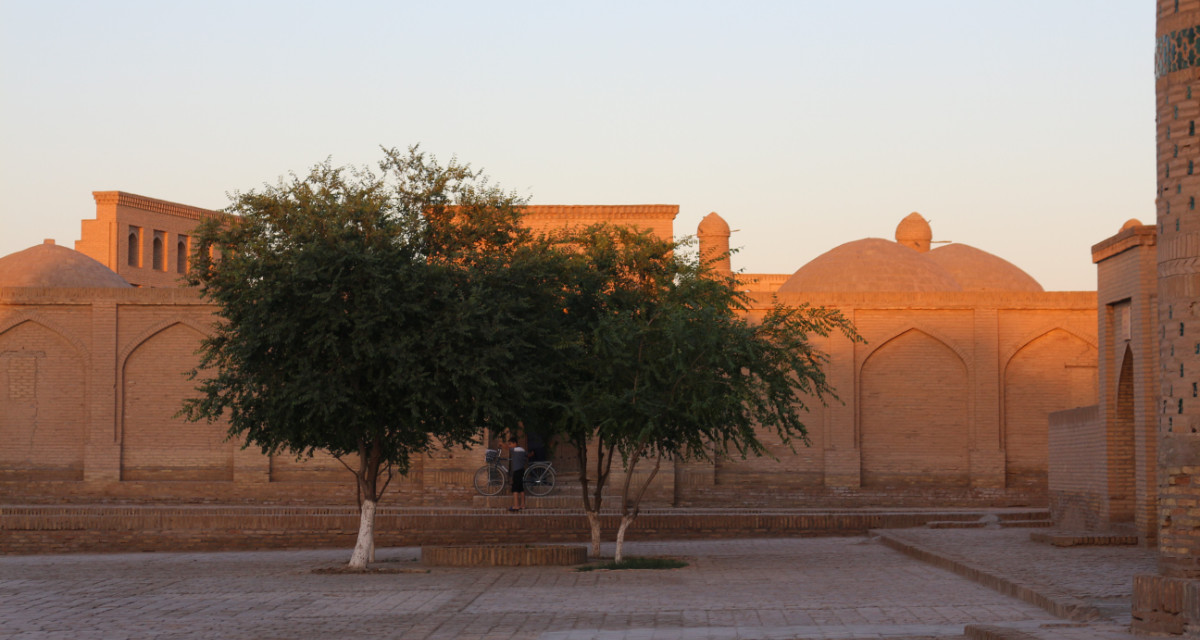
xmin=895 ymin=212 xmax=932 ymax=253
xmin=0 ymin=242 xmax=132 ymax=288
xmin=926 ymin=244 xmax=1043 ymax=293
xmin=698 ymin=212 xmax=730 ymax=236
xmin=778 ymin=238 xmax=962 ymax=293
xmin=1120 ymin=218 xmax=1143 ymax=232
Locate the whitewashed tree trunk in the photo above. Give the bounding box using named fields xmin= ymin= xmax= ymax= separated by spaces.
xmin=614 ymin=515 xmax=634 ymax=563
xmin=349 ymin=498 xmax=377 ymax=569
xmin=586 ymin=510 xmax=602 ymax=557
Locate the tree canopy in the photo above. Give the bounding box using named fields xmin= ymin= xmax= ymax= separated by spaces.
xmin=183 ymin=147 xmax=566 ymax=567
xmin=542 ymin=224 xmax=861 ymax=559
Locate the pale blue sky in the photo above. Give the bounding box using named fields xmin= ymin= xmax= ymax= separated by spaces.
xmin=1 ymin=1 xmax=1154 ymax=290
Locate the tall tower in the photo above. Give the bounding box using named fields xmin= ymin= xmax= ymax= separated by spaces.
xmin=1137 ymin=2 xmax=1200 ymax=632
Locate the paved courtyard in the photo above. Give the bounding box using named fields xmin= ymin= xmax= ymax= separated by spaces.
xmin=0 ymin=534 xmax=1144 ymax=640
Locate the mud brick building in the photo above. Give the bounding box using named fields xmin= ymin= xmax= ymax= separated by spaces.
xmin=0 ymin=190 xmax=1099 ymax=508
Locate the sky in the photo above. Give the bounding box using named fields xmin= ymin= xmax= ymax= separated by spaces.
xmin=0 ymin=1 xmax=1155 ymax=291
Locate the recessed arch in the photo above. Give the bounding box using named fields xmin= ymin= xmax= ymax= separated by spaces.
xmin=1002 ymin=326 xmax=1098 ymax=375
xmin=1108 ymin=345 xmax=1136 ymax=524
xmin=118 ymin=317 xmax=211 ymax=369
xmin=1003 ymin=328 xmax=1098 ymax=489
xmin=0 ymin=313 xmax=90 ymax=362
xmin=0 ymin=317 xmax=88 ymax=480
xmin=857 ymin=323 xmax=974 ymax=380
xmin=858 ymin=328 xmax=970 ymax=488
xmin=120 ymin=320 xmax=231 ymax=481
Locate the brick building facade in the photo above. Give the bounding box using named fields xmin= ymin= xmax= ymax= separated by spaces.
xmin=0 ymin=194 xmax=1098 ymax=508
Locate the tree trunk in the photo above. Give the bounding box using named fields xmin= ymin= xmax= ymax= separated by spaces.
xmin=349 ymin=498 xmax=377 ymax=569
xmin=614 ymin=453 xmax=660 ymax=565
xmin=614 ymin=514 xmax=634 ymax=563
xmin=585 ymin=510 xmax=603 ymax=558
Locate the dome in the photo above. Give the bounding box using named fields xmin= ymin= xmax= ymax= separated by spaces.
xmin=0 ymin=241 xmax=132 ymax=288
xmin=895 ymin=212 xmax=932 ymax=253
xmin=1120 ymin=218 xmax=1143 ymax=232
xmin=778 ymin=238 xmax=962 ymax=293
xmin=926 ymin=243 xmax=1043 ymax=292
xmin=698 ymin=212 xmax=730 ymax=236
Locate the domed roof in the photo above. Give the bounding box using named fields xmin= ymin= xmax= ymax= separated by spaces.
xmin=895 ymin=212 xmax=932 ymax=252
xmin=1120 ymin=218 xmax=1143 ymax=232
xmin=777 ymin=238 xmax=962 ymax=293
xmin=698 ymin=212 xmax=730 ymax=235
xmin=926 ymin=243 xmax=1043 ymax=292
xmin=0 ymin=241 xmax=132 ymax=288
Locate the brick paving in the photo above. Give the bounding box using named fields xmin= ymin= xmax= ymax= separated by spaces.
xmin=0 ymin=531 xmax=1147 ymax=640
xmin=875 ymin=528 xmax=1158 ymax=640
xmin=1 ymin=520 xmax=1168 ymax=640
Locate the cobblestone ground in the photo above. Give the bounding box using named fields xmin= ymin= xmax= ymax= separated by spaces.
xmin=877 ymin=528 xmax=1158 ymax=624
xmin=0 ymin=536 xmax=1072 ymax=640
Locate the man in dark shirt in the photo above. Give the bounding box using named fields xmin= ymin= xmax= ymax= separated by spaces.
xmin=506 ymin=437 xmax=527 ymax=512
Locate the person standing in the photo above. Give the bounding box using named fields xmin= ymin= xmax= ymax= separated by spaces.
xmin=506 ymin=437 xmax=527 ymax=512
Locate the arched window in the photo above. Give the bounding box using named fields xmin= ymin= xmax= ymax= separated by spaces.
xmin=152 ymin=236 xmax=164 ymax=271
xmin=176 ymin=237 xmax=188 ymax=274
xmin=127 ymin=227 xmax=141 ymax=267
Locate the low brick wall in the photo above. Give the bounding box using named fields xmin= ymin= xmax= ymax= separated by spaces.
xmin=1047 ymin=405 xmax=1109 ymax=530
xmin=1132 ymin=573 xmax=1200 ymax=636
xmin=422 ymin=544 xmax=587 ymax=567
xmin=0 ymin=505 xmax=1049 ymax=555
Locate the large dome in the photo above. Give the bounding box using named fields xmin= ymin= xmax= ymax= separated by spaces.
xmin=0 ymin=241 xmax=132 ymax=288
xmin=777 ymin=238 xmax=962 ymax=293
xmin=926 ymin=243 xmax=1043 ymax=292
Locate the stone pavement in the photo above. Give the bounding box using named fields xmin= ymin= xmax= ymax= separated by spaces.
xmin=0 ymin=530 xmax=1158 ymax=640
xmin=875 ymin=528 xmax=1158 ymax=640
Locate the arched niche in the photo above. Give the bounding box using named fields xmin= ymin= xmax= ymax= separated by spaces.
xmin=120 ymin=322 xmax=232 ymax=481
xmin=1108 ymin=345 xmax=1136 ymax=523
xmin=0 ymin=320 xmax=87 ymax=480
xmin=859 ymin=329 xmax=969 ymax=487
xmin=1003 ymin=328 xmax=1098 ymax=488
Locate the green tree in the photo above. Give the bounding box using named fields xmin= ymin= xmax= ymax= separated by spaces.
xmin=546 ymin=225 xmax=861 ymax=560
xmin=183 ymin=147 xmax=564 ymax=568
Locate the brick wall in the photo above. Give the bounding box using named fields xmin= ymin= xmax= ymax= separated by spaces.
xmin=1093 ymin=222 xmax=1159 ymax=542
xmin=0 ymin=505 xmax=1049 ymax=555
xmin=0 ymin=319 xmax=86 ymax=480
xmin=1047 ymin=405 xmax=1107 ymax=529
xmin=860 ymin=328 xmax=969 ymax=487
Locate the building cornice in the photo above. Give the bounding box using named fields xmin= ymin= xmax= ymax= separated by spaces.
xmin=1091 ymin=225 xmax=1157 ymax=264
xmin=92 ymin=191 xmax=228 ymax=223
xmin=521 ymin=205 xmax=679 ymax=221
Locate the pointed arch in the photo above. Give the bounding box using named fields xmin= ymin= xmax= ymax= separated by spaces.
xmin=118 ymin=317 xmax=211 ymax=369
xmin=0 ymin=314 xmax=88 ymax=480
xmin=858 ymin=328 xmax=970 ymax=487
xmin=119 ymin=319 xmax=231 ymax=481
xmin=0 ymin=313 xmax=90 ymax=362
xmin=857 ymin=324 xmax=973 ymax=380
xmin=1003 ymin=328 xmax=1099 ymax=489
xmin=1002 ymin=326 xmax=1098 ymax=376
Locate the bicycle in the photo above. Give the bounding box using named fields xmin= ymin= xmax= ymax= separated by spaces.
xmin=473 ymin=449 xmax=556 ymax=497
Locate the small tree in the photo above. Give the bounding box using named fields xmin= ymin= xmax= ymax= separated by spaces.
xmin=183 ymin=147 xmax=564 ymax=568
xmin=546 ymin=225 xmax=860 ymax=559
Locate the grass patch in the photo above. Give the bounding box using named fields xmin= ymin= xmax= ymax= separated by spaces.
xmin=577 ymin=556 xmax=688 ymax=571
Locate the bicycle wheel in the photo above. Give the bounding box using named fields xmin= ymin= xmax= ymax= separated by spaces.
xmin=473 ymin=465 xmax=507 ymax=496
xmin=524 ymin=464 xmax=556 ymax=497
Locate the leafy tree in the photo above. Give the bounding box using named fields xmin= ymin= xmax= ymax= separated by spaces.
xmin=545 ymin=225 xmax=861 ymax=560
xmin=183 ymin=147 xmax=565 ymax=568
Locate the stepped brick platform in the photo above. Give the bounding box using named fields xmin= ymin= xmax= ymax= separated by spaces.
xmin=0 ymin=504 xmax=1049 ymax=555
xmin=422 ymin=544 xmax=588 ymax=566
xmin=1029 ymin=531 xmax=1139 ymax=547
